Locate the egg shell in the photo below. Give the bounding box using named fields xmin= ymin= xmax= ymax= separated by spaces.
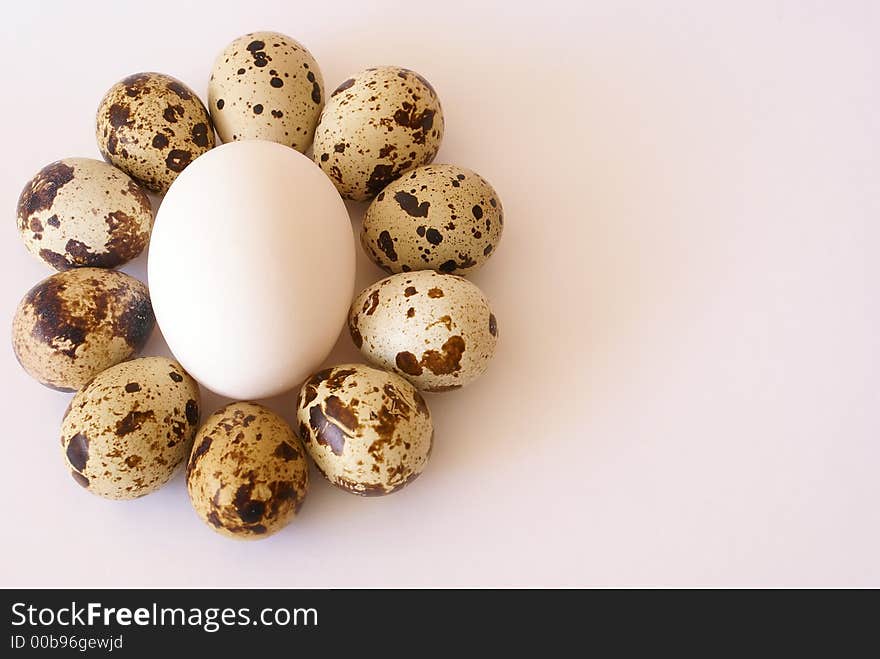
xmin=209 ymin=31 xmax=324 ymax=150
xmin=17 ymin=158 xmax=153 ymax=271
xmin=12 ymin=268 xmax=154 ymax=392
xmin=187 ymin=402 xmax=309 ymax=540
xmin=96 ymin=72 xmax=215 ymax=194
xmin=349 ymin=271 xmax=498 ymax=392
xmin=362 ymin=164 xmax=503 ymax=275
xmin=296 ymin=363 xmax=433 ymax=496
xmin=313 ymin=66 xmax=444 ymax=201
xmin=60 ymin=357 xmax=200 ymax=500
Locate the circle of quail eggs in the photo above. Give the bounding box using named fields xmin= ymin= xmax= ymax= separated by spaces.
xmin=11 ymin=32 xmax=507 ymax=541
xmin=187 ymin=402 xmax=309 ymax=540
xmin=17 ymin=158 xmax=153 ymax=271
xmin=349 ymin=271 xmax=498 ymax=392
xmin=313 ymin=66 xmax=444 ymax=201
xmin=362 ymin=163 xmax=503 ymax=275
xmin=60 ymin=357 xmax=200 ymax=499
xmin=96 ymin=72 xmax=215 ymax=194
xmin=296 ymin=363 xmax=433 ymax=496
xmin=209 ymin=31 xmax=324 ymax=150
xmin=12 ymin=268 xmax=155 ymax=392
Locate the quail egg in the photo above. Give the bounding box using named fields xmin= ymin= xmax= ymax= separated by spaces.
xmin=60 ymin=357 xmax=199 ymax=499
xmin=209 ymin=31 xmax=324 ymax=150
xmin=17 ymin=158 xmax=153 ymax=271
xmin=313 ymin=66 xmax=444 ymax=201
xmin=12 ymin=268 xmax=154 ymax=392
xmin=362 ymin=164 xmax=503 ymax=275
xmin=296 ymin=363 xmax=433 ymax=496
xmin=96 ymin=72 xmax=215 ymax=194
xmin=349 ymin=271 xmax=498 ymax=392
xmin=187 ymin=402 xmax=309 ymax=540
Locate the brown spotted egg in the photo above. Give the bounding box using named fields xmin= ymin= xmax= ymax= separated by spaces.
xmin=17 ymin=158 xmax=153 ymax=271
xmin=362 ymin=164 xmax=503 ymax=275
xmin=209 ymin=31 xmax=324 ymax=150
xmin=349 ymin=271 xmax=498 ymax=392
xmin=296 ymin=364 xmax=433 ymax=496
xmin=12 ymin=268 xmax=154 ymax=392
xmin=60 ymin=357 xmax=200 ymax=499
xmin=96 ymin=72 xmax=215 ymax=194
xmin=187 ymin=402 xmax=309 ymax=540
xmin=313 ymin=66 xmax=444 ymax=201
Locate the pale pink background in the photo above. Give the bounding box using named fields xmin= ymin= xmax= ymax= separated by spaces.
xmin=2 ymin=0 xmax=878 ymax=587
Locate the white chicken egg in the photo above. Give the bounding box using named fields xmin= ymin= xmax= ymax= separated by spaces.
xmin=147 ymin=140 xmax=355 ymax=399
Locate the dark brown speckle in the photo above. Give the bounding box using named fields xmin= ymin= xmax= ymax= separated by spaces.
xmin=191 ymin=123 xmax=210 ymax=147
xmin=71 ymin=471 xmax=90 ymax=488
xmin=363 ymin=290 xmax=380 ymax=316
xmin=309 ymin=404 xmax=347 ymax=456
xmin=366 ymin=164 xmax=396 ymax=197
xmin=185 ymin=399 xmax=199 ymax=425
xmin=165 ymin=149 xmax=192 ymax=173
xmin=394 ymin=191 xmax=430 ymax=217
xmin=115 ymin=410 xmax=154 ymax=437
xmin=396 ymin=351 xmax=423 ymax=376
xmin=18 ymin=161 xmax=75 ymax=218
xmin=66 ymin=433 xmax=90 ymax=472
xmin=332 ymin=78 xmax=356 ymax=96
xmin=377 ymin=231 xmax=398 ymax=263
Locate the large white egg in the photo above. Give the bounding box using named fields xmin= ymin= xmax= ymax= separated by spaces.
xmin=148 ymin=140 xmax=355 ymax=399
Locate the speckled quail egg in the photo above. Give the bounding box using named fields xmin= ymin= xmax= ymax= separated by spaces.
xmin=349 ymin=271 xmax=497 ymax=392
xmin=187 ymin=402 xmax=309 ymax=540
xmin=209 ymin=31 xmax=324 ymax=150
xmin=362 ymin=164 xmax=503 ymax=275
xmin=296 ymin=363 xmax=433 ymax=496
xmin=96 ymin=72 xmax=215 ymax=194
xmin=12 ymin=268 xmax=154 ymax=392
xmin=313 ymin=66 xmax=444 ymax=201
xmin=60 ymin=357 xmax=200 ymax=499
xmin=17 ymin=158 xmax=153 ymax=271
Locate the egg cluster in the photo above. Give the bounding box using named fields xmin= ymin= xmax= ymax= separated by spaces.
xmin=11 ymin=31 xmax=502 ymax=540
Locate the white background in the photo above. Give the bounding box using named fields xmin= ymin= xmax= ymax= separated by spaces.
xmin=1 ymin=0 xmax=878 ymax=587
